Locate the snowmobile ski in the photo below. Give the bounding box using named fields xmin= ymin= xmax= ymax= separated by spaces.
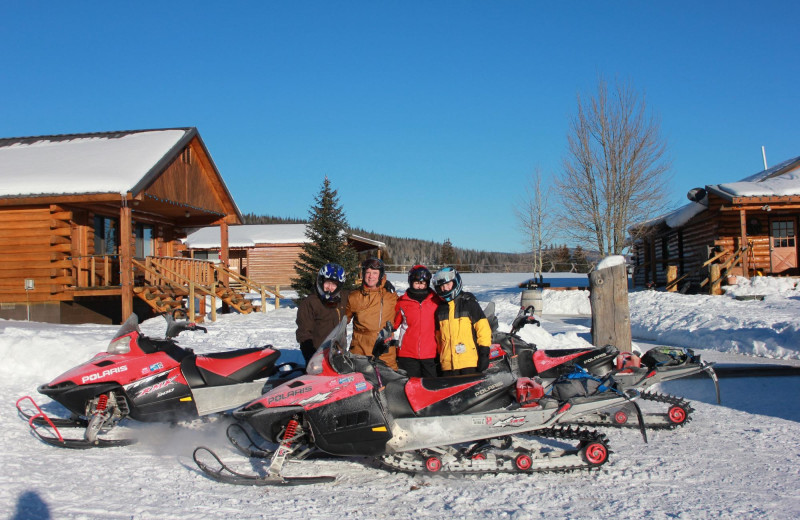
xmin=16 ymin=396 xmax=88 ymax=428
xmin=193 ymin=446 xmax=335 ymax=486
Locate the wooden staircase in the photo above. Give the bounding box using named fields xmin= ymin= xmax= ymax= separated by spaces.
xmin=134 ymin=285 xmax=187 ymax=315
xmin=214 ymin=285 xmax=254 ymax=314
xmin=126 ymin=257 xmax=281 ymax=322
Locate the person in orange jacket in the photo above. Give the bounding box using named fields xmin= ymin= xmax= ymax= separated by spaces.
xmin=346 ymin=257 xmax=398 ymax=369
xmin=393 ymin=264 xmax=440 ymax=378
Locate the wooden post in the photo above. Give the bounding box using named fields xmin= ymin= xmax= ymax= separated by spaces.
xmin=589 ymin=260 xmax=632 ymax=352
xmin=219 ymin=221 xmax=230 ymax=288
xmin=710 ymin=264 xmax=722 ymax=295
xmin=739 ymin=209 xmax=749 ymax=276
xmin=666 ymin=265 xmax=678 ymax=292
xmin=120 ymin=204 xmax=133 ymax=322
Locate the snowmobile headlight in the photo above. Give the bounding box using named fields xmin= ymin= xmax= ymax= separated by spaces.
xmin=306 ymin=348 xmax=324 ymax=375
xmin=107 ymin=334 xmax=132 ymax=354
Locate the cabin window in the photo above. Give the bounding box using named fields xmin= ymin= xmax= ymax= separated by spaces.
xmin=771 ymin=221 xmax=795 ymax=248
xmin=181 ymin=146 xmax=192 ymax=164
xmin=193 ymin=250 xmax=220 ymax=262
xmin=93 ymin=215 xmax=119 ymax=255
xmin=134 ymin=224 xmax=154 ymax=259
xmin=747 ymin=218 xmax=762 ymax=235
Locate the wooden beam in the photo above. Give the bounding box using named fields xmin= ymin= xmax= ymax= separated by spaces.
xmin=739 ymin=209 xmax=749 ymax=276
xmin=120 ymin=204 xmax=133 ymax=320
xmin=0 ymin=194 xmax=123 ymax=207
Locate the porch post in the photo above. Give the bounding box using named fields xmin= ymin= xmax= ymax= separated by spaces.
xmin=120 ymin=203 xmax=133 ymax=321
xmin=219 ymin=221 xmax=229 ymax=287
xmin=739 ymin=209 xmax=749 ymax=276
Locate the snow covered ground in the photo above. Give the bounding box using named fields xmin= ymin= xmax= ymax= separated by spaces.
xmin=2 ymin=273 xmax=799 ymax=519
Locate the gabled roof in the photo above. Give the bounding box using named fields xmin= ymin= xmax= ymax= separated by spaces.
xmin=183 ymin=224 xmax=387 ymax=250
xmin=707 ymin=154 xmax=800 ymax=201
xmin=638 ymin=154 xmax=800 ymax=231
xmin=184 ymin=224 xmax=311 ymax=248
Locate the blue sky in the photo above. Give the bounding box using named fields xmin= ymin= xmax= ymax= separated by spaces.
xmin=1 ymin=1 xmax=798 ymax=253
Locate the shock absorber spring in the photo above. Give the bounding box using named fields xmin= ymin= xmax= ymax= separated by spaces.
xmin=96 ymin=394 xmax=109 ymax=412
xmin=282 ymin=419 xmax=299 ymax=444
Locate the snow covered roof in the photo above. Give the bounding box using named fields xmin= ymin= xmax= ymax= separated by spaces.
xmin=184 ymin=224 xmax=312 ymax=248
xmin=708 ymin=155 xmax=800 ymax=200
xmin=183 ymin=224 xmax=388 ymax=250
xmin=640 ymin=154 xmax=800 ymax=230
xmin=0 ymin=128 xmax=194 ymax=198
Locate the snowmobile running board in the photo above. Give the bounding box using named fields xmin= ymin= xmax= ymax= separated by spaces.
xmin=16 ymin=396 xmax=134 ymax=449
xmin=193 ymin=446 xmax=336 ymax=486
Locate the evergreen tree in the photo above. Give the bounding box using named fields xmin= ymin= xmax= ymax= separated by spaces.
xmin=291 ymin=178 xmax=359 ymax=299
xmin=439 ymin=238 xmax=457 ymax=266
xmin=572 ymin=245 xmax=590 ymax=272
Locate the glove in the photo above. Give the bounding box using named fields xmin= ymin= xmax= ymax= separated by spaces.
xmin=394 ymin=309 xmax=408 ymax=348
xmin=384 ymin=280 xmax=396 ymax=293
xmin=476 ymin=346 xmax=491 ymax=372
xmin=299 ymin=339 xmax=315 ymax=362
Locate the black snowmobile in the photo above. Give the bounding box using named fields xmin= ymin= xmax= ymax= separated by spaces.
xmin=192 ymin=317 xmax=643 ymax=486
xmin=489 ymin=304 xmax=720 ymax=431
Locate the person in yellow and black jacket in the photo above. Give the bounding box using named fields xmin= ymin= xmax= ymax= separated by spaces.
xmin=431 ymin=266 xmax=492 ymax=376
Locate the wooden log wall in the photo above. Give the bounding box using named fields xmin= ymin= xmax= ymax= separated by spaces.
xmin=0 ymin=205 xmax=74 ymax=302
xmin=632 ymin=212 xmax=718 ymax=287
xmin=246 ymin=244 xmax=303 ymax=287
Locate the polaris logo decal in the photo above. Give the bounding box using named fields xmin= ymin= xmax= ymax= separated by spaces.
xmin=299 ymin=391 xmax=332 ymax=406
xmin=136 ymin=376 xmax=178 ymax=398
xmin=267 ymin=386 xmax=312 ymax=404
xmin=491 ymin=416 xmax=527 ymax=428
xmin=475 ymin=382 xmax=502 ymax=397
xmin=338 ymin=376 xmax=355 ymax=384
xmin=82 ymin=365 xmax=127 ymax=383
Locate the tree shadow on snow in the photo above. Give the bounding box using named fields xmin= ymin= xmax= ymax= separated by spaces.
xmin=10 ymin=491 xmax=50 ymax=520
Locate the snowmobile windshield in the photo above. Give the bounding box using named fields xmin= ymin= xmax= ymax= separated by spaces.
xmin=107 ymin=313 xmax=141 ymax=354
xmin=306 ymin=316 xmax=350 ymax=375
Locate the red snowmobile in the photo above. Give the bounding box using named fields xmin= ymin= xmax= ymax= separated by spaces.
xmin=193 ymin=317 xmax=639 ymax=486
xmin=17 ymin=312 xmax=300 ymax=449
xmin=490 ymin=305 xmax=720 ymax=431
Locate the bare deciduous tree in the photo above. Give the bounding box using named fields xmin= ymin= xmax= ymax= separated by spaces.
xmin=516 ymin=168 xmax=553 ymax=274
xmin=556 ymin=77 xmax=671 ymax=256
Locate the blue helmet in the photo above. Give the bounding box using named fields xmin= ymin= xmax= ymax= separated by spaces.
xmin=316 ymin=263 xmax=345 ymax=302
xmin=432 ymin=266 xmax=462 ymax=302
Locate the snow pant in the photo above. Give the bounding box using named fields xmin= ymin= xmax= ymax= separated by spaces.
xmin=397 ymin=357 xmax=438 ymax=378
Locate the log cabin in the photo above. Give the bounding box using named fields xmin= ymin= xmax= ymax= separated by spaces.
xmin=183 ymin=224 xmax=386 ymax=287
xmin=0 ymin=127 xmax=248 ymax=324
xmin=631 ymin=155 xmax=800 ymax=290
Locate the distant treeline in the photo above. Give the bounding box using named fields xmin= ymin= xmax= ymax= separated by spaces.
xmin=240 ymin=213 xmax=596 ymax=273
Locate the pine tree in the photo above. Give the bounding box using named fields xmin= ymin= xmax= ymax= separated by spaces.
xmin=291 ymin=178 xmax=359 ymax=299
xmin=572 ymin=245 xmax=590 ymax=272
xmin=439 ymin=238 xmax=457 ymax=266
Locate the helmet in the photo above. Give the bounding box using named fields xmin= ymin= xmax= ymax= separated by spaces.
xmin=408 ymin=264 xmax=432 ymax=287
xmin=316 ymin=263 xmax=345 ymax=302
xmin=361 ymin=257 xmax=385 ymax=282
xmin=432 ymin=266 xmax=462 ymax=302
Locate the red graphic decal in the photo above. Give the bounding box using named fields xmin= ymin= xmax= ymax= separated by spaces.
xmin=404 ymin=379 xmax=482 ymax=413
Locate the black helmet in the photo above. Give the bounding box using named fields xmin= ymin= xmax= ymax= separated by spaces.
xmin=431 ymin=266 xmax=462 ymax=302
xmin=361 ymin=257 xmax=385 ymax=283
xmin=408 ymin=264 xmax=432 ymax=287
xmin=316 ymin=263 xmax=345 ymax=302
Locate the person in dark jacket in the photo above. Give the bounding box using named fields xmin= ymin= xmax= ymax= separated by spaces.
xmin=432 ymin=266 xmax=492 ymax=376
xmin=295 ymin=263 xmax=348 ymax=363
xmin=393 ymin=264 xmax=440 ymax=378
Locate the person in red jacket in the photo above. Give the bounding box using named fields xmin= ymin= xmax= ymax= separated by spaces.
xmin=393 ymin=264 xmax=440 ymax=377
